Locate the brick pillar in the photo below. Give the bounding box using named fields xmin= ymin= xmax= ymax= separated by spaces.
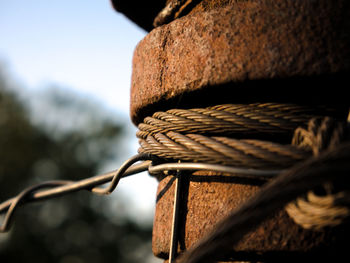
xmin=112 ymin=0 xmax=350 ymax=261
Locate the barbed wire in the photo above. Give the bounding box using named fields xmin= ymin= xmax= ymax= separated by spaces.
xmin=0 ymin=153 xmax=283 ymax=233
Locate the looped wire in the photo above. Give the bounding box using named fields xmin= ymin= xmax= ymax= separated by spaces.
xmin=285 ymin=189 xmax=350 ymax=229
xmin=0 ymin=154 xmax=155 ymax=233
xmin=1 ymin=153 xmax=288 ymax=233
xmin=0 ymin=181 xmax=71 ymax=233
xmin=91 ymin=153 xmax=153 ymax=195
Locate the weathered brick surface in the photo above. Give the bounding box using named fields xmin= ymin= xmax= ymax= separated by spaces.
xmin=153 ymin=172 xmax=349 ymax=261
xmin=131 ymin=0 xmax=350 ymax=124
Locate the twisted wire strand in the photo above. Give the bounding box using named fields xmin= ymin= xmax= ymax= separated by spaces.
xmin=139 ymin=131 xmax=310 ymax=168
xmin=285 ymin=190 xmax=350 ymax=229
xmin=137 ymin=103 xmax=337 ymax=139
xmin=91 ymin=154 xmax=153 ymax=195
xmin=1 ymin=157 xmax=286 ymax=233
xmin=0 ymin=181 xmax=71 ymax=233
xmin=292 ymin=117 xmax=346 ymax=155
xmin=0 ymin=154 xmax=153 ymax=233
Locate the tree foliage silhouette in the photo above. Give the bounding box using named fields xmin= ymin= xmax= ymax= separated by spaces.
xmin=0 ymin=66 xmax=153 ymax=263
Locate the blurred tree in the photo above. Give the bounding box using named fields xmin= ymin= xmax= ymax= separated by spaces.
xmin=0 ymin=66 xmax=154 ymax=263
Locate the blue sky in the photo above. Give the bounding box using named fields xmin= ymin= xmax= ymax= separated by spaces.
xmin=0 ymin=1 xmax=160 ymax=227
xmin=0 ymin=0 xmax=146 ymax=115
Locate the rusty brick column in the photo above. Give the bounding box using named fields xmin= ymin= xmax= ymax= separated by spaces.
xmin=112 ymin=0 xmax=350 ymax=261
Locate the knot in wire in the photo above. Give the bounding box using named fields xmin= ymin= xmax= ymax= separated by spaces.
xmin=286 ymin=117 xmax=350 ymax=230
xmin=0 ymin=153 xmax=156 ymax=233
xmin=0 ymin=181 xmax=71 ymax=233
xmin=91 ymin=153 xmax=154 ymax=195
xmin=292 ymin=117 xmax=346 ymax=156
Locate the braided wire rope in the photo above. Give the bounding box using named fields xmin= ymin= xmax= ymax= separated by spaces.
xmin=139 ymin=132 xmax=310 ymax=168
xmin=137 ymin=103 xmax=341 ymax=169
xmin=137 ymin=103 xmax=337 ymax=138
xmin=137 ymin=104 xmax=350 ymax=236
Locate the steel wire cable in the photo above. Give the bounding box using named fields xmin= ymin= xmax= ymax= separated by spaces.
xmin=137 ymin=103 xmax=339 ymax=139
xmin=137 ymin=104 xmax=344 ymax=170
xmin=0 ymin=181 xmax=70 ymax=233
xmin=0 ymin=156 xmax=285 ymax=233
xmin=139 ymin=131 xmax=311 ymax=168
xmin=0 ymin=154 xmax=153 ymax=232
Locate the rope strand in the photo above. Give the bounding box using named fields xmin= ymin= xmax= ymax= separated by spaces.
xmin=138 ymin=103 xmax=338 ymax=139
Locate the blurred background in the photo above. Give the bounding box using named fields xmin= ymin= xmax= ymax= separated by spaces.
xmin=0 ymin=0 xmax=162 ymax=262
